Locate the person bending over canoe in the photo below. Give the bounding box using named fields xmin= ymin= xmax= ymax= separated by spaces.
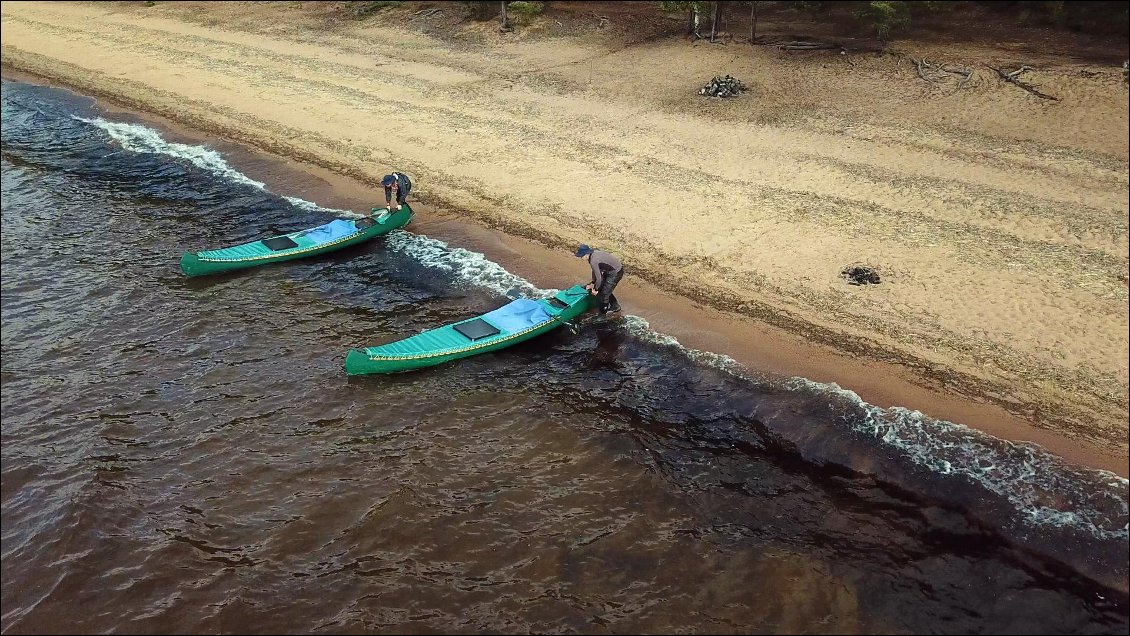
xmin=380 ymin=172 xmax=413 ymax=211
xmin=575 ymin=244 xmax=623 ymax=315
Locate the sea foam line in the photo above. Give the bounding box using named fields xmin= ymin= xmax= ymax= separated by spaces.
xmin=789 ymin=378 xmax=1129 ymax=541
xmin=77 ymin=117 xmax=360 ymax=217
xmin=384 ymin=231 xmax=549 ymax=300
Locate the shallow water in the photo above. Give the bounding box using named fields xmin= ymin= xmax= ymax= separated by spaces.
xmin=2 ymin=78 xmax=1127 ymax=634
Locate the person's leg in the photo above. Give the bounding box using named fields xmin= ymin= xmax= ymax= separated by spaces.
xmin=608 ymin=268 xmax=624 ymax=311
xmin=597 ymin=268 xmax=624 ymax=313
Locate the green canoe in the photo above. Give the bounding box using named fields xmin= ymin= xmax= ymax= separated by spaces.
xmin=344 ymin=284 xmax=596 ymax=375
xmin=179 ymin=205 xmax=413 ymax=276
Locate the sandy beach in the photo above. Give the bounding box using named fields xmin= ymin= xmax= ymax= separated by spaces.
xmin=2 ymin=1 xmax=1127 ymax=473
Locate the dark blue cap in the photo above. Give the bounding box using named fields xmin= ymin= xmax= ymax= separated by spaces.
xmin=574 ymin=244 xmax=593 ymax=257
xmin=381 ymin=175 xmax=397 ymax=187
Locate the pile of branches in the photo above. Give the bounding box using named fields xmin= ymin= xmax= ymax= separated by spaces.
xmin=699 ymin=75 xmax=746 ymax=98
xmin=894 ymin=51 xmax=1062 ymax=100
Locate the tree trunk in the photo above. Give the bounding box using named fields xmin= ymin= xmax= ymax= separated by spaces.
xmin=750 ymin=1 xmax=759 ymax=43
xmin=500 ymin=1 xmax=510 ymax=30
xmin=710 ymin=2 xmax=721 ymax=42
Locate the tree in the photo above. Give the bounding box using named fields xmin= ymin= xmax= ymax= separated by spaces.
xmin=661 ymin=1 xmax=709 ymax=37
xmin=855 ymin=1 xmax=910 ymax=42
xmin=500 ymin=0 xmax=511 ymax=31
xmin=710 ymin=1 xmax=722 ymax=42
xmin=749 ymin=1 xmax=761 ymax=43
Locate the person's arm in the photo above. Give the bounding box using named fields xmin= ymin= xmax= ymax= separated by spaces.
xmin=589 ymin=258 xmax=603 ymax=290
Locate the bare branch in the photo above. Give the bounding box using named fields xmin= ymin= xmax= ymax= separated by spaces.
xmin=915 ymin=57 xmax=934 ymax=83
xmin=410 ymin=8 xmax=442 ymax=20
xmin=990 ymin=65 xmax=1060 ymax=101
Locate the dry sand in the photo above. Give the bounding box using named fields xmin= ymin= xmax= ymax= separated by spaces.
xmin=2 ymin=1 xmax=1127 ymax=473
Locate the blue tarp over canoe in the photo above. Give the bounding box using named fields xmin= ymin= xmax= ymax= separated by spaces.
xmin=480 ymin=299 xmax=553 ymax=332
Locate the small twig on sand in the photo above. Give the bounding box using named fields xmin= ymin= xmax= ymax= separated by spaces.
xmin=990 ymin=65 xmax=1060 ymax=101
xmin=411 ymin=8 xmax=442 ymax=20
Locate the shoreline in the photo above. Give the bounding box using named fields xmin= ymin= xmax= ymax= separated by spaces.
xmin=1 ymin=0 xmax=1126 ymax=477
xmin=4 ymin=63 xmax=1125 ymax=478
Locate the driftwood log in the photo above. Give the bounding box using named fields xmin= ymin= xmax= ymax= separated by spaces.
xmin=766 ymin=40 xmax=843 ymax=51
xmin=990 ymin=65 xmax=1060 ymax=101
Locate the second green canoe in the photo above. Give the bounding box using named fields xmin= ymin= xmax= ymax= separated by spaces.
xmin=180 ymin=205 xmax=413 ymax=276
xmin=345 ymin=284 xmax=596 ymax=375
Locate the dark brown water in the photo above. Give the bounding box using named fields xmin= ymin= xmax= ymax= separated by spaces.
xmin=2 ymin=78 xmax=1127 ymax=635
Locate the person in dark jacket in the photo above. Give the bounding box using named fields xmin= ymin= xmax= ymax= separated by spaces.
xmin=575 ymin=244 xmax=623 ymax=315
xmin=380 ymin=172 xmax=413 ymax=211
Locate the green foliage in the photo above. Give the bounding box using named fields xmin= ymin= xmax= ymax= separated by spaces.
xmin=659 ymin=0 xmax=711 ymax=17
xmin=347 ymin=1 xmax=400 ymax=19
xmin=144 ymin=0 xmax=156 ymax=6
xmin=855 ymin=0 xmax=911 ymax=41
xmin=659 ymin=0 xmax=711 ymax=35
xmin=786 ymin=1 xmax=825 ymax=13
xmin=507 ymin=1 xmax=544 ymax=25
xmin=915 ymin=1 xmax=956 ymax=12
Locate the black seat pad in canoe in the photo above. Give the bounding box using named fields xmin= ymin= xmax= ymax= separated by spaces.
xmin=262 ymin=236 xmax=300 ymax=251
xmin=454 ymin=318 xmax=501 ymax=341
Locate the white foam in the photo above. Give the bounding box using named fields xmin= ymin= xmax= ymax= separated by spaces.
xmin=788 ymin=377 xmax=1129 ymax=540
xmin=620 ymin=315 xmax=747 ymax=376
xmin=283 ymin=196 xmax=361 ymax=219
xmin=77 ymin=117 xmax=358 ymax=217
xmin=383 ymin=232 xmax=549 ymax=299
